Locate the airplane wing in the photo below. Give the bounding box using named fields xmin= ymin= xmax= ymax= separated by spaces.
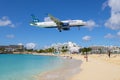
xmin=48 ymin=14 xmax=63 ymax=32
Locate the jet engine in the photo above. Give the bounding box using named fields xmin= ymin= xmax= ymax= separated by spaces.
xmin=62 ymin=27 xmax=70 ymax=30
xmin=61 ymin=23 xmax=70 ymax=30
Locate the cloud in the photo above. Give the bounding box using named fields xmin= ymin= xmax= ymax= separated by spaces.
xmin=26 ymin=43 xmax=36 ymax=49
xmin=85 ymin=20 xmax=97 ymax=30
xmin=0 ymin=16 xmax=15 ymax=27
xmin=18 ymin=43 xmax=23 ymax=45
xmin=104 ymin=32 xmax=120 ymax=39
xmin=82 ymin=36 xmax=91 ymax=41
xmin=117 ymin=31 xmax=120 ymax=36
xmin=6 ymin=34 xmax=15 ymax=39
xmin=104 ymin=33 xmax=115 ymax=39
xmin=102 ymin=1 xmax=108 ymax=10
xmin=104 ymin=0 xmax=120 ymax=30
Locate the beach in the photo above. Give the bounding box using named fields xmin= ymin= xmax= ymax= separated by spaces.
xmin=34 ymin=53 xmax=120 ymax=80
xmin=69 ymin=54 xmax=120 ymax=80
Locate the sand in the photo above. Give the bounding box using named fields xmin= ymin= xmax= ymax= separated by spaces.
xmin=34 ymin=53 xmax=120 ymax=80
xmin=69 ymin=54 xmax=120 ymax=80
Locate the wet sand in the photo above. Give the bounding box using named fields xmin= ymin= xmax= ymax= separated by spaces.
xmin=35 ymin=58 xmax=82 ymax=80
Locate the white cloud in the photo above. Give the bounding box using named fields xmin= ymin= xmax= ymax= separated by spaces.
xmin=82 ymin=36 xmax=91 ymax=41
xmin=10 ymin=24 xmax=15 ymax=28
xmin=104 ymin=0 xmax=120 ymax=30
xmin=26 ymin=43 xmax=36 ymax=49
xmin=6 ymin=34 xmax=15 ymax=39
xmin=18 ymin=43 xmax=23 ymax=45
xmin=117 ymin=31 xmax=120 ymax=36
xmin=104 ymin=33 xmax=115 ymax=39
xmin=109 ymin=0 xmax=120 ymax=12
xmin=0 ymin=16 xmax=15 ymax=27
xmin=102 ymin=1 xmax=108 ymax=10
xmin=85 ymin=20 xmax=97 ymax=30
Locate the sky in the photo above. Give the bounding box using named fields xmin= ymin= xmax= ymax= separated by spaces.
xmin=0 ymin=0 xmax=120 ymax=49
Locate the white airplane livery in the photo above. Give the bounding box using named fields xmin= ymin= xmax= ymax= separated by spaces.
xmin=30 ymin=14 xmax=86 ymax=32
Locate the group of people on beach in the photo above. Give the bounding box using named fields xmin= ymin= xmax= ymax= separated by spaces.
xmin=63 ymin=56 xmax=72 ymax=59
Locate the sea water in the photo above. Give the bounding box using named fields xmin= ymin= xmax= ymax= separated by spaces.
xmin=0 ymin=54 xmax=66 ymax=80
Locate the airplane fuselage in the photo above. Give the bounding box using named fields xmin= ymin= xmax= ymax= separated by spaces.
xmin=30 ymin=20 xmax=86 ymax=28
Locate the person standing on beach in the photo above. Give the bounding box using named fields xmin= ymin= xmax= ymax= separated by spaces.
xmin=84 ymin=53 xmax=88 ymax=62
xmin=81 ymin=47 xmax=91 ymax=62
xmin=108 ymin=50 xmax=111 ymax=58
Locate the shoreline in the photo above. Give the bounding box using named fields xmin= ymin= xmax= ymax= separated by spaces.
xmin=34 ymin=55 xmax=82 ymax=80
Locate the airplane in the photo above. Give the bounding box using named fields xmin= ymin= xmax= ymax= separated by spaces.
xmin=30 ymin=14 xmax=86 ymax=32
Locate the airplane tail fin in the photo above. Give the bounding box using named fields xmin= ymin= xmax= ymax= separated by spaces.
xmin=31 ymin=14 xmax=40 ymax=23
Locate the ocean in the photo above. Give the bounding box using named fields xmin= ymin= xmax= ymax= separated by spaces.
xmin=0 ymin=54 xmax=81 ymax=80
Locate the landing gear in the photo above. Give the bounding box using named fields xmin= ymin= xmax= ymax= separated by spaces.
xmin=58 ymin=28 xmax=62 ymax=32
xmin=59 ymin=29 xmax=62 ymax=32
